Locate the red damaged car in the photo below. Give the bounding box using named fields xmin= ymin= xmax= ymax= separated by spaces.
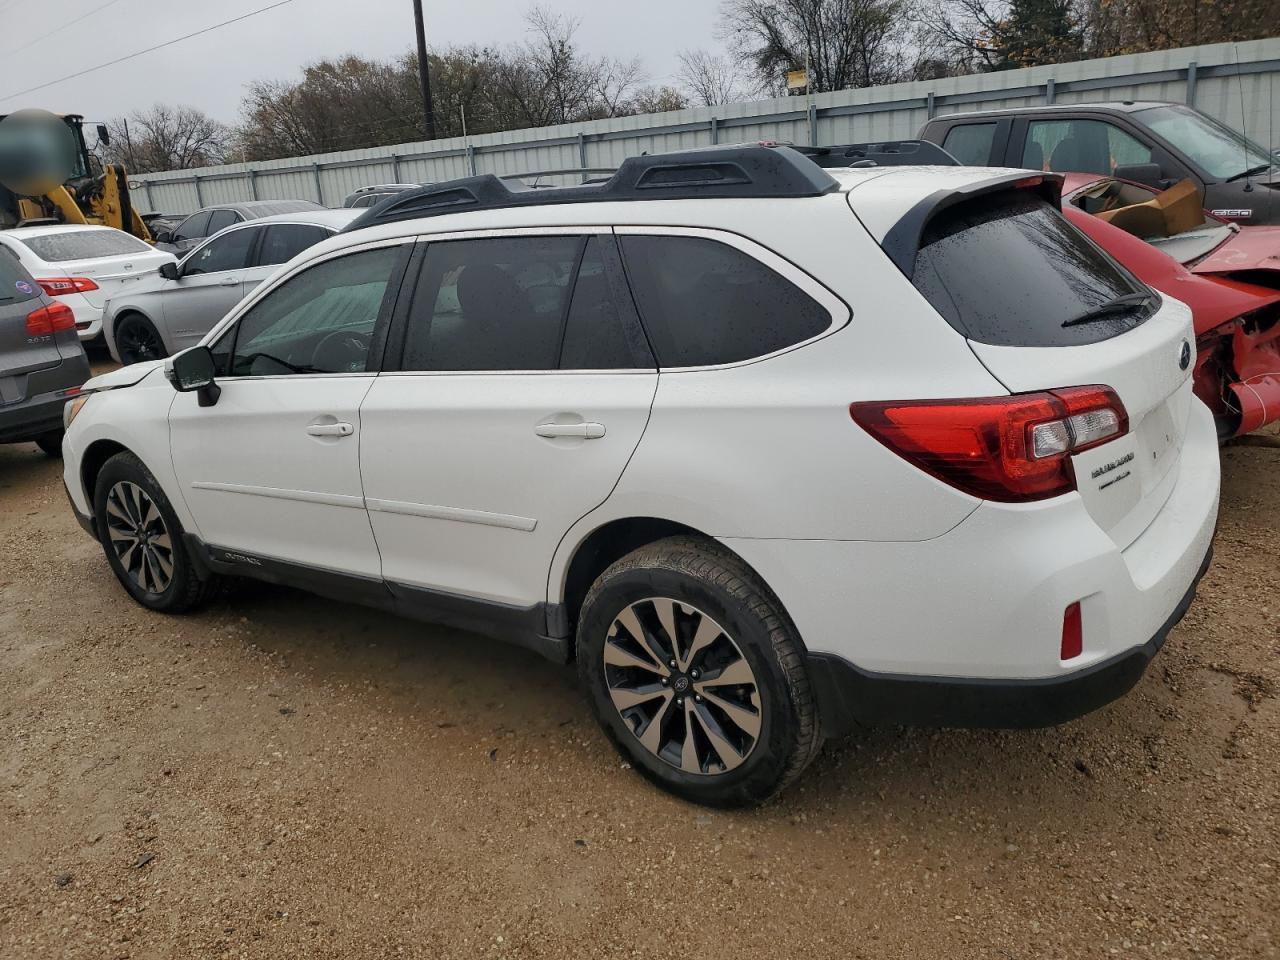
xmin=1061 ymin=172 xmax=1280 ymax=439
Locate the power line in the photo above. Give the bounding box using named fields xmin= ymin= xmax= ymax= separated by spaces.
xmin=0 ymin=0 xmax=296 ymax=103
xmin=2 ymin=0 xmax=128 ymax=57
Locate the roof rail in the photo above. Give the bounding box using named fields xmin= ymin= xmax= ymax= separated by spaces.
xmin=799 ymin=140 xmax=960 ymax=168
xmin=341 ymin=144 xmax=840 ymax=232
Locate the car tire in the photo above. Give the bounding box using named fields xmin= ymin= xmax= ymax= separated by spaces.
xmin=577 ymin=535 xmax=821 ymax=807
xmin=92 ymin=451 xmax=219 ymax=613
xmin=35 ymin=431 xmax=64 ymax=458
xmin=115 ymin=313 xmax=167 ymax=366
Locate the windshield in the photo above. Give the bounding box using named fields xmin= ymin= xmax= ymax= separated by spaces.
xmin=1136 ymin=105 xmax=1274 ymax=180
xmin=19 ymin=230 xmax=151 ymax=262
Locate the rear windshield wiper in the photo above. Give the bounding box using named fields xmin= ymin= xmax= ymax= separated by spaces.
xmin=1061 ymin=292 xmax=1155 ymax=328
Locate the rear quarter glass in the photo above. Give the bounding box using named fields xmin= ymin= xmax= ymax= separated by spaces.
xmin=911 ymin=191 xmax=1155 ymax=347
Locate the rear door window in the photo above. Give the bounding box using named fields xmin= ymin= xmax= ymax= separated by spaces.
xmin=942 ymin=123 xmax=997 ymax=166
xmin=206 ymin=209 xmax=238 ymax=235
xmin=559 ymin=237 xmax=646 ymax=369
xmin=402 ymin=235 xmax=582 ymax=371
xmin=911 ymin=191 xmax=1153 ymax=347
xmin=1025 ymin=119 xmax=1153 ymax=175
xmin=258 ymin=224 xmax=330 ymax=267
xmin=618 ymin=235 xmax=830 ymax=367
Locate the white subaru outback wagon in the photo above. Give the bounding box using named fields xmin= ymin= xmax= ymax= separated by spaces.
xmin=62 ymin=145 xmax=1220 ymax=807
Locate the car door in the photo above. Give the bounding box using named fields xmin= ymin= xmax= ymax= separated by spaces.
xmin=169 ymin=239 xmax=411 ymax=582
xmin=161 ymin=225 xmax=260 ymax=350
xmin=239 ymin=222 xmax=332 ymax=294
xmin=358 ymin=229 xmax=657 ymax=618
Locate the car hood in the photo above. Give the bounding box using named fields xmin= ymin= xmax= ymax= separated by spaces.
xmin=1190 ymin=225 xmax=1280 ymax=280
xmin=1064 ymin=206 xmax=1280 ymax=334
xmin=84 ymin=357 xmax=166 ymax=391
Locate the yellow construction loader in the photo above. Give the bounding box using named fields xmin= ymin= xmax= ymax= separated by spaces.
xmin=0 ymin=113 xmax=151 ymax=242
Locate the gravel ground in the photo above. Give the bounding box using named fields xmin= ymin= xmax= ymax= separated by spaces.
xmin=0 ymin=416 xmax=1276 ymax=959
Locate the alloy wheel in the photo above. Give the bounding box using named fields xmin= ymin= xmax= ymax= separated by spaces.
xmin=119 ymin=321 xmax=162 ymax=364
xmin=105 ymin=481 xmax=174 ymax=595
xmin=603 ymin=597 xmax=762 ymax=775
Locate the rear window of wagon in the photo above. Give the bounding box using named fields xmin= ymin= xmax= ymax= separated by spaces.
xmin=911 ymin=192 xmax=1154 ymax=347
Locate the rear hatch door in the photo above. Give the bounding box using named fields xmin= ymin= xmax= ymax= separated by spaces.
xmin=905 ymin=184 xmax=1195 ymax=549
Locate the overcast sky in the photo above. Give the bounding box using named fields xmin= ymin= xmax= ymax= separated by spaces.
xmin=0 ymin=0 xmax=724 ymax=124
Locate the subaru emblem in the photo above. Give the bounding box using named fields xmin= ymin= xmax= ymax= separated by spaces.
xmin=1178 ymin=340 xmax=1191 ymax=371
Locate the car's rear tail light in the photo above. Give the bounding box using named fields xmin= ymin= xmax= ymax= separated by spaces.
xmin=849 ymin=386 xmax=1128 ymax=502
xmin=1061 ymin=602 xmax=1083 ymax=660
xmin=26 ymin=301 xmax=77 ymax=336
xmin=36 ymin=277 xmax=99 ymax=296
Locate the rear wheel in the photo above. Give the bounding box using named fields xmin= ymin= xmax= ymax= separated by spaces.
xmin=115 ymin=314 xmax=167 ymax=366
xmin=577 ymin=536 xmax=821 ymax=807
xmin=92 ymin=451 xmax=218 ymax=612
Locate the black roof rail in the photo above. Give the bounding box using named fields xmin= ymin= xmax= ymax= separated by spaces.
xmin=341 ymin=144 xmax=840 ymax=233
xmin=799 ymin=140 xmax=960 ymax=168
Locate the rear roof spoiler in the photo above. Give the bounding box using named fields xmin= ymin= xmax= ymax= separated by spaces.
xmin=797 ymin=140 xmax=960 ymax=168
xmin=880 ymin=172 xmax=1065 ymax=279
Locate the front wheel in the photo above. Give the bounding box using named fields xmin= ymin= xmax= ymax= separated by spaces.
xmin=576 ymin=536 xmax=821 ymax=807
xmin=92 ymin=451 xmax=218 ymax=612
xmin=115 ymin=313 xmax=167 ymax=366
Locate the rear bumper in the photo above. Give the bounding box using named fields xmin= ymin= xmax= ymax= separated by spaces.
xmin=0 ymin=395 xmax=64 ymax=443
xmin=723 ymin=397 xmax=1221 ymax=731
xmin=807 ymin=543 xmax=1211 ymax=734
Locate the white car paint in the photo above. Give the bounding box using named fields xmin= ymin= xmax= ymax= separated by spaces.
xmin=0 ymin=225 xmax=175 ymax=341
xmin=63 ymin=160 xmax=1220 ymax=698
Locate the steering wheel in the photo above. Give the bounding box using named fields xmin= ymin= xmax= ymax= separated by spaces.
xmin=312 ymin=329 xmax=370 ymax=372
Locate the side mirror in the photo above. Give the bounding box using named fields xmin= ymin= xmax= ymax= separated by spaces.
xmin=96 ymin=123 xmax=111 ymax=147
xmin=158 ymin=261 xmax=179 ymax=280
xmin=1113 ymin=163 xmax=1164 ymax=188
xmin=165 ymin=346 xmax=220 ymax=406
xmin=154 ymin=230 xmax=173 ymax=244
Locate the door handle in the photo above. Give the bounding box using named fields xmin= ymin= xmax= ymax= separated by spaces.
xmin=306 ymin=421 xmax=354 ymax=437
xmin=535 ymin=422 xmax=606 ymax=439
xmin=219 ymin=276 xmax=239 ymax=286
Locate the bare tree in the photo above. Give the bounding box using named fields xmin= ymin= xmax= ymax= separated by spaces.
xmin=720 ymin=0 xmax=915 ymax=94
xmin=677 ymin=49 xmax=755 ymax=105
xmin=106 ymin=104 xmax=231 ymax=173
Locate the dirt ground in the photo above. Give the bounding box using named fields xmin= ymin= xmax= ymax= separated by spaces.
xmin=0 ymin=407 xmax=1276 ymax=960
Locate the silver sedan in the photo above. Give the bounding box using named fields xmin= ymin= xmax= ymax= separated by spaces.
xmin=102 ymin=209 xmax=359 ymax=365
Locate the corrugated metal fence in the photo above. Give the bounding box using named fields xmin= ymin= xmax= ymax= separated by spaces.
xmin=131 ymin=37 xmax=1280 ymax=214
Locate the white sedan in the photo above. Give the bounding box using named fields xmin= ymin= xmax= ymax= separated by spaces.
xmin=0 ymin=225 xmax=176 ymax=342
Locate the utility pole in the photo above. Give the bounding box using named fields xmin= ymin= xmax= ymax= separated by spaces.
xmin=412 ymin=0 xmax=436 ymax=140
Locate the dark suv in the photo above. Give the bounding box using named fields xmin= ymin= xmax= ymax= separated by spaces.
xmin=0 ymin=249 xmax=91 ymax=456
xmin=918 ymin=101 xmax=1279 ymax=225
